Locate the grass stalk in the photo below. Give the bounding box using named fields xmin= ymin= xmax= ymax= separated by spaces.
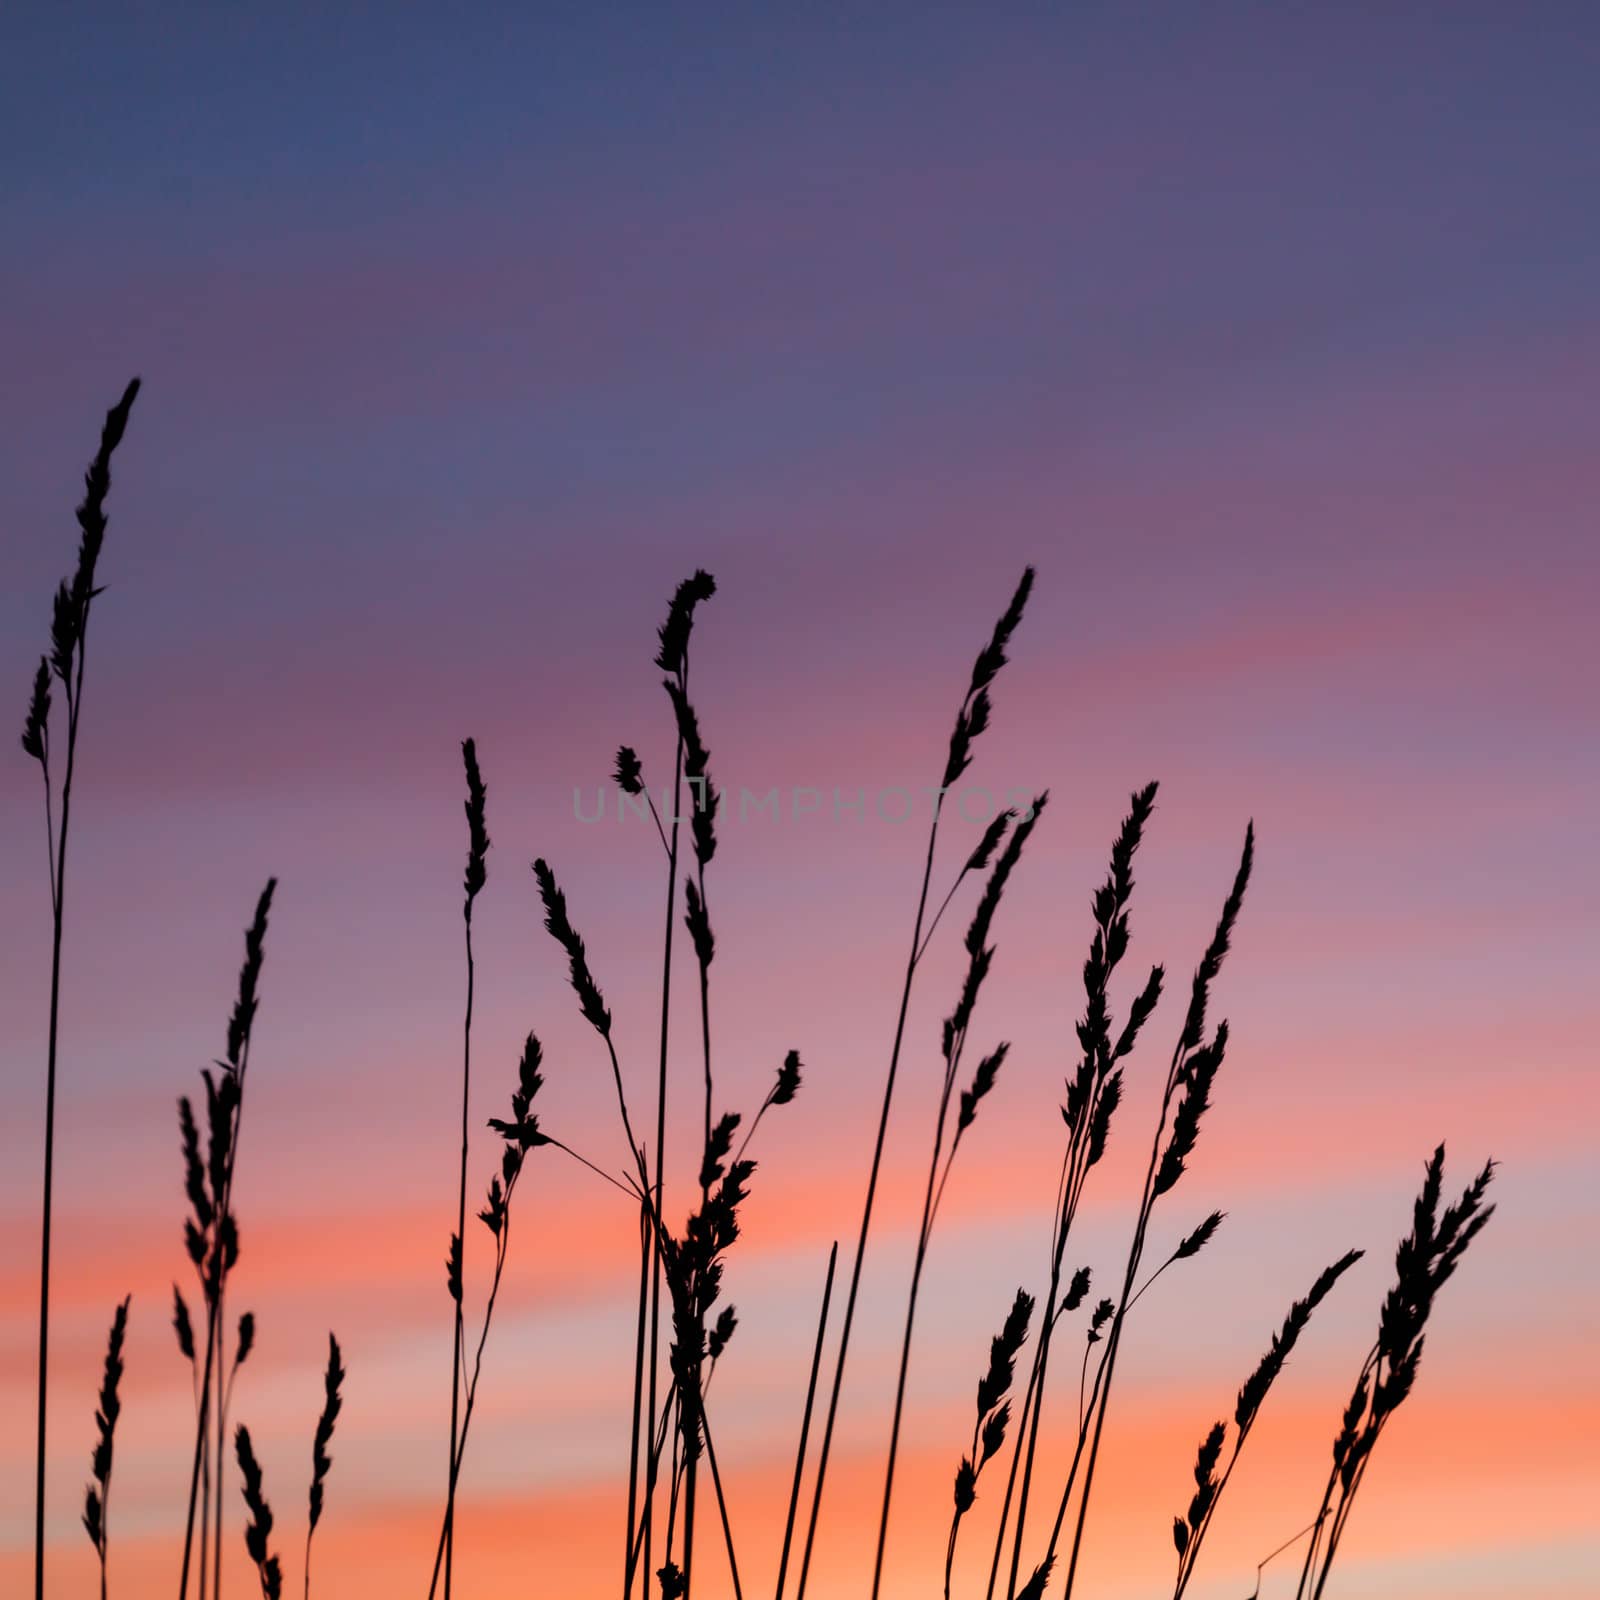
xmin=304 ymin=1333 xmax=344 ymax=1600
xmin=1055 ymin=823 xmax=1254 ymax=1599
xmin=23 ymin=377 xmax=140 ymax=1600
xmin=429 ymin=1034 xmax=545 ymax=1600
xmin=1169 ymin=1250 xmax=1362 ymax=1598
xmin=795 ymin=566 xmax=1035 ymax=1600
xmin=985 ymin=784 xmax=1159 ymax=1600
xmin=82 ymin=1296 xmax=131 ymax=1600
xmin=443 ymin=738 xmax=489 ymax=1600
xmin=873 ymin=798 xmax=1047 ymax=1596
xmin=179 ymin=880 xmax=276 ymax=1600
xmin=774 ymin=1241 xmax=837 ymax=1600
xmin=1290 ymin=1146 xmax=1494 ymax=1600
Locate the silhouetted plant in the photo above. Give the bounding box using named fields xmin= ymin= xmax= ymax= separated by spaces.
xmin=234 ymin=1425 xmax=282 ymax=1600
xmin=665 ymin=659 xmax=722 ymax=1593
xmin=177 ymin=880 xmax=277 ymax=1600
xmin=82 ymin=1295 xmax=131 ymax=1600
xmin=774 ymin=1242 xmax=838 ymax=1600
xmin=798 ymin=566 xmax=1036 ymax=1600
xmin=20 ymin=375 xmax=140 ymax=1600
xmin=875 ymin=795 xmax=1049 ymax=1596
xmin=946 ymin=1288 xmax=1034 ymax=1599
xmin=2 ymin=441 xmax=1516 ymax=1600
xmin=1290 ymin=1146 xmax=1495 ymax=1599
xmin=1044 ymin=819 xmax=1254 ymax=1600
xmin=428 ymin=1034 xmax=547 ymax=1600
xmin=442 ymin=736 xmax=490 ymax=1600
xmin=305 ymin=1333 xmax=344 ymax=1600
xmin=1170 ymin=1249 xmax=1363 ymax=1596
xmin=635 ymin=568 xmax=716 ymax=1600
xmin=985 ymin=784 xmax=1160 ymax=1600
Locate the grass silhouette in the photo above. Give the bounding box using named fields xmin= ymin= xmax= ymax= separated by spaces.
xmin=443 ymin=736 xmax=490 ymax=1600
xmin=175 ymin=880 xmax=275 ymax=1600
xmin=81 ymin=1295 xmax=130 ymax=1600
xmin=20 ymin=376 xmax=140 ymax=1600
xmin=15 ymin=388 xmax=1505 ymax=1599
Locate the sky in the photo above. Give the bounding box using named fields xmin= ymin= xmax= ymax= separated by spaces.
xmin=1 ymin=2 xmax=1597 ymax=1597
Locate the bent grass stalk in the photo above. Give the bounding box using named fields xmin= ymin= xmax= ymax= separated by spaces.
xmin=1168 ymin=1249 xmax=1362 ymax=1597
xmin=1291 ymin=1146 xmax=1494 ymax=1600
xmin=796 ymin=566 xmax=1035 ymax=1600
xmin=873 ymin=796 xmax=1049 ymax=1597
xmin=945 ymin=1289 xmax=1033 ymax=1600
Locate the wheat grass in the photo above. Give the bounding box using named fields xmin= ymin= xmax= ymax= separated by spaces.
xmin=874 ymin=795 xmax=1049 ymax=1597
xmin=635 ymin=572 xmax=717 ymax=1600
xmin=176 ymin=879 xmax=276 ymax=1600
xmin=796 ymin=566 xmax=1035 ymax=1600
xmin=985 ymin=784 xmax=1159 ymax=1600
xmin=946 ymin=1288 xmax=1033 ymax=1599
xmin=1290 ymin=1146 xmax=1495 ymax=1599
xmin=443 ymin=737 xmax=490 ymax=1600
xmin=234 ymin=1426 xmax=282 ymax=1600
xmin=21 ymin=376 xmax=140 ymax=1600
xmin=1045 ymin=822 xmax=1253 ymax=1600
xmin=429 ymin=1033 xmax=548 ymax=1599
xmin=82 ymin=1295 xmax=131 ymax=1600
xmin=304 ymin=1334 xmax=344 ymax=1600
xmin=1169 ymin=1248 xmax=1362 ymax=1597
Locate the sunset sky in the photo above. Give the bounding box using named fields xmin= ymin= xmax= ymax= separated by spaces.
xmin=2 ymin=4 xmax=1597 ymax=1597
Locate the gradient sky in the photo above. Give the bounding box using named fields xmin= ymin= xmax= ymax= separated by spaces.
xmin=2 ymin=4 xmax=1598 ymax=1597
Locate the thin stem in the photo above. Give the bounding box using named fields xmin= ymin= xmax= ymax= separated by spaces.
xmin=870 ymin=1020 xmax=968 ymax=1599
xmin=685 ymin=863 xmax=714 ymax=1598
xmin=697 ymin=868 xmax=713 ymax=1207
xmin=444 ymin=915 xmax=476 ymax=1600
xmin=1058 ymin=1040 xmax=1187 ymax=1599
xmin=993 ymin=1072 xmax=1097 ymax=1600
xmin=428 ymin=1176 xmax=520 ymax=1600
xmin=1040 ymin=1327 xmax=1111 ymax=1567
xmin=1251 ymin=1518 xmax=1323 ymax=1600
xmin=913 ymin=865 xmax=967 ymax=968
xmin=643 ymin=792 xmax=671 ymax=857
xmin=207 ymin=992 xmax=261 ymax=1600
xmin=198 ymin=1429 xmax=210 ymax=1600
xmin=547 ymin=1137 xmax=641 ymax=1202
xmin=627 ymin=1380 xmax=680 ymax=1578
xmin=640 ymin=726 xmax=686 ymax=1600
xmin=793 ymin=793 xmax=946 ymax=1600
xmin=700 ymin=1408 xmax=743 ymax=1600
xmin=1294 ymin=1347 xmax=1377 ymax=1600
xmin=682 ymin=1430 xmax=698 ymax=1600
xmin=35 ymin=659 xmax=80 ymax=1600
xmin=775 ymin=1242 xmax=837 ymax=1600
xmin=40 ymin=757 xmax=56 ymax=917
xmin=177 ymin=1314 xmax=218 ymax=1598
xmin=213 ymin=1294 xmax=224 ymax=1600
xmin=624 ymin=1206 xmax=650 ymax=1600
xmin=982 ymin=1326 xmax=1046 ymax=1600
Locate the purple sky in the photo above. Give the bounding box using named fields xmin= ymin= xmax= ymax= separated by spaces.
xmin=2 ymin=6 xmax=1598 ymax=1597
